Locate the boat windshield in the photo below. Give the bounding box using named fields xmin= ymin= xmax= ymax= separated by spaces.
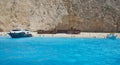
xmin=12 ymin=30 xmax=21 ymax=31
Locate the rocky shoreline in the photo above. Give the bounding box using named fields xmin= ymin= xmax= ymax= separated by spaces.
xmin=0 ymin=0 xmax=120 ymax=32
xmin=0 ymin=32 xmax=120 ymax=38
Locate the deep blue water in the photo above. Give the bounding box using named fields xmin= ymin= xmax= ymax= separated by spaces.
xmin=0 ymin=37 xmax=120 ymax=65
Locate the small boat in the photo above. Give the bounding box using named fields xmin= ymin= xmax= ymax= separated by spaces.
xmin=106 ymin=34 xmax=117 ymax=40
xmin=8 ymin=29 xmax=32 ymax=38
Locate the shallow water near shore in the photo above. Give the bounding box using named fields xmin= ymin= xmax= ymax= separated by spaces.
xmin=0 ymin=36 xmax=120 ymax=65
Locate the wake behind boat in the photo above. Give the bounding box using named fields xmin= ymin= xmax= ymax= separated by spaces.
xmin=8 ymin=29 xmax=32 ymax=38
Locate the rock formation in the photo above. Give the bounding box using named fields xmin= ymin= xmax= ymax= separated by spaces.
xmin=0 ymin=0 xmax=120 ymax=32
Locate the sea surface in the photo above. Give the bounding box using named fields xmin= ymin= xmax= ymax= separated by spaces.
xmin=0 ymin=36 xmax=120 ymax=65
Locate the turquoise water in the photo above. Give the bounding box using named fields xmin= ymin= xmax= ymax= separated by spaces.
xmin=0 ymin=37 xmax=120 ymax=65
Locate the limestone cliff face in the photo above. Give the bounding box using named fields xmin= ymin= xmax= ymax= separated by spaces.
xmin=0 ymin=0 xmax=120 ymax=32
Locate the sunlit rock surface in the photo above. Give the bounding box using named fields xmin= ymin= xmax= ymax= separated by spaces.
xmin=0 ymin=0 xmax=120 ymax=32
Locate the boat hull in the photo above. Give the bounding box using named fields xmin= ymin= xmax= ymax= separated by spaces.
xmin=8 ymin=32 xmax=32 ymax=38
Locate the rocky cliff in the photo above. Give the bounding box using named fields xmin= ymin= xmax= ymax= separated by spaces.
xmin=0 ymin=0 xmax=120 ymax=32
